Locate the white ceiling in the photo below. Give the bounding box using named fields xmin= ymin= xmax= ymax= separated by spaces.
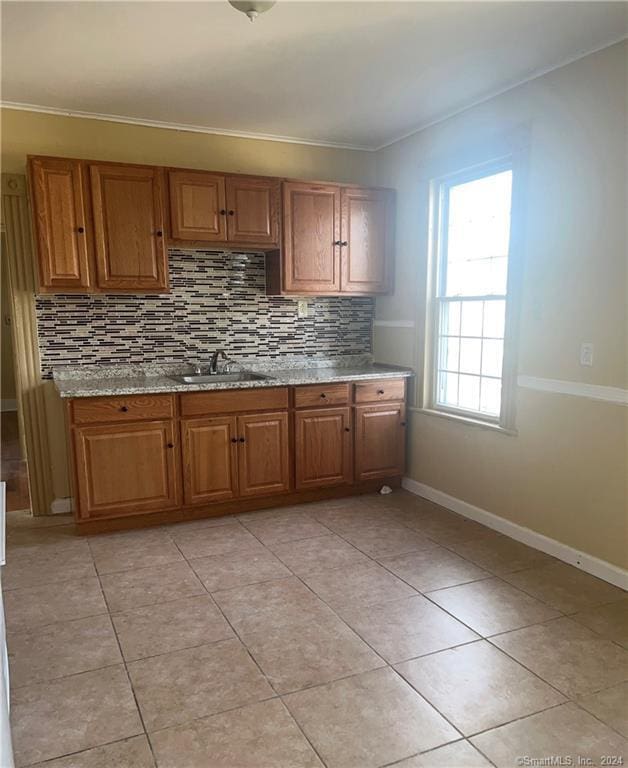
xmin=1 ymin=1 xmax=626 ymax=150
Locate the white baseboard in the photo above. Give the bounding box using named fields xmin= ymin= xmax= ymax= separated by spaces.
xmin=50 ymin=497 xmax=74 ymax=515
xmin=402 ymin=477 xmax=628 ymax=591
xmin=0 ymin=400 xmax=17 ymax=412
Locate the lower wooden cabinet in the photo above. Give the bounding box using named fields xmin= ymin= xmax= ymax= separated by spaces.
xmin=73 ymin=420 xmax=179 ymax=519
xmin=182 ymin=416 xmax=238 ymax=505
xmin=236 ymin=412 xmax=290 ymax=497
xmin=354 ymin=403 xmax=406 ymax=481
xmin=295 ymin=407 xmax=352 ymax=489
xmin=182 ymin=411 xmax=290 ymax=504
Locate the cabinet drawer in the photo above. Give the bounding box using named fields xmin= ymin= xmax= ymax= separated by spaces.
xmin=71 ymin=394 xmax=174 ymax=425
xmin=294 ymin=383 xmax=349 ymax=408
xmin=354 ymin=379 xmax=405 ymax=403
xmin=180 ymin=387 xmax=289 ymax=416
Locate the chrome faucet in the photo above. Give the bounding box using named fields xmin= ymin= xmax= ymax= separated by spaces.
xmin=210 ymin=349 xmax=229 ymax=374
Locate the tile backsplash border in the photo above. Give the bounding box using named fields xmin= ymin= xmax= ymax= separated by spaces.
xmin=35 ymin=249 xmax=374 ymax=377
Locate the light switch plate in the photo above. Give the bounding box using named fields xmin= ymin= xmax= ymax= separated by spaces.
xmin=580 ymin=342 xmax=594 ymax=367
xmin=297 ymin=300 xmax=309 ymax=319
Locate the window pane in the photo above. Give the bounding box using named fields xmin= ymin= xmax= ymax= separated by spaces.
xmin=460 ymin=301 xmax=483 ymax=337
xmin=438 ymin=371 xmax=459 ymax=407
xmin=444 ymin=169 xmax=512 ymax=297
xmin=460 ymin=338 xmax=482 ymax=374
xmin=440 ymin=336 xmax=460 ymax=372
xmin=459 ymin=374 xmax=480 ymax=411
xmin=483 ymin=300 xmax=506 ymax=338
xmin=481 ymin=339 xmax=503 ymax=377
xmin=441 ymin=301 xmax=461 ymax=336
xmin=480 ymin=377 xmax=502 ymax=416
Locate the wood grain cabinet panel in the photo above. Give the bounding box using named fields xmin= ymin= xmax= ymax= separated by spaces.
xmin=282 ymin=182 xmax=341 ymax=293
xmin=354 ymin=403 xmax=406 ymax=482
xmin=226 ymin=176 xmax=279 ymax=246
xmin=74 ymin=419 xmax=179 ymax=519
xmin=182 ymin=417 xmax=238 ymax=505
xmin=295 ymin=407 xmax=352 ymax=490
xmin=294 ymin=383 xmax=349 ymax=408
xmin=29 ymin=157 xmax=93 ymax=291
xmin=237 ymin=412 xmax=290 ymax=497
xmin=71 ymin=394 xmax=174 ymax=425
xmin=169 ymin=170 xmax=227 ymax=242
xmin=354 ymin=378 xmax=406 ymax=404
xmin=90 ymin=163 xmax=168 ymax=292
xmin=341 ymin=187 xmax=394 ymax=294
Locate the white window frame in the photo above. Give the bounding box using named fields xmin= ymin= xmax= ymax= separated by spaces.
xmin=423 ymin=155 xmax=523 ymax=432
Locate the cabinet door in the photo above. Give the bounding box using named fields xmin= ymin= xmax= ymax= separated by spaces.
xmin=340 ymin=187 xmax=394 ymax=294
xmin=354 ymin=403 xmax=406 ymax=481
xmin=283 ymin=182 xmax=341 ymax=293
xmin=169 ymin=170 xmax=227 ymax=242
xmin=73 ymin=420 xmax=179 ymax=519
xmin=237 ymin=412 xmax=290 ymax=497
xmin=29 ymin=157 xmax=93 ymax=291
xmin=226 ymin=176 xmax=279 ymax=246
xmin=295 ymin=407 xmax=352 ymax=490
xmin=90 ymin=163 xmax=168 ymax=291
xmin=181 ymin=416 xmax=238 ymax=505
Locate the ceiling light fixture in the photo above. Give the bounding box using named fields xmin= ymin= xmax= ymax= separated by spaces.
xmin=228 ymin=1 xmax=276 ymax=22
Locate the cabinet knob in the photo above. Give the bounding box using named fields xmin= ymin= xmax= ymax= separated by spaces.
xmin=228 ymin=210 xmax=235 ymax=216
xmin=119 ymin=406 xmax=129 ymax=412
xmin=155 ymin=230 xmax=163 ymax=237
xmin=377 ymin=389 xmax=385 ymax=395
xmin=167 ymin=442 xmax=174 ymax=448
xmin=320 ymin=393 xmax=327 ymax=399
xmin=344 ymin=427 xmax=351 ymax=432
xmin=333 ymin=240 xmax=342 ymax=246
xmin=231 ymin=437 xmax=238 ymax=443
xmin=220 ymin=209 xmax=227 ymax=216
xmin=77 ymin=226 xmax=85 ymax=234
xmin=400 ymin=422 xmax=407 ymax=427
xmin=239 ymin=437 xmax=245 ymax=443
xmin=341 ymin=241 xmax=348 ymax=246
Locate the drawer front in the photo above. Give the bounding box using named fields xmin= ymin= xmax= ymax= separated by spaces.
xmin=294 ymin=383 xmax=350 ymax=408
xmin=72 ymin=394 xmax=174 ymax=425
xmin=180 ymin=387 xmax=289 ymax=417
xmin=354 ymin=379 xmax=406 ymax=403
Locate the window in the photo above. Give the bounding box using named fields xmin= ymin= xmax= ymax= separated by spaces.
xmin=427 ymin=161 xmax=516 ymax=426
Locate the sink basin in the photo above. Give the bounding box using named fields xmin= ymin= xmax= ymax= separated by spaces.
xmin=172 ymin=372 xmax=271 ymax=385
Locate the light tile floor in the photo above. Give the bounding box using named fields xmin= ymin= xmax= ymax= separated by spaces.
xmin=4 ymin=491 xmax=627 ymax=768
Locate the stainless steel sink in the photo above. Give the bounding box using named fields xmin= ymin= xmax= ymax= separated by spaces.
xmin=172 ymin=372 xmax=271 ymax=385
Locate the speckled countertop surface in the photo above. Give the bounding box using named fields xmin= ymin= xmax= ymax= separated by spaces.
xmin=53 ymin=355 xmax=414 ymax=398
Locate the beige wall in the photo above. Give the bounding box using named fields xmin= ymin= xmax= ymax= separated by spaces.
xmin=1 ymin=250 xmax=17 ymax=403
xmin=0 ymin=108 xmax=377 ymax=185
xmin=375 ymin=41 xmax=627 ymax=568
xmin=0 ymin=109 xmax=376 ymax=501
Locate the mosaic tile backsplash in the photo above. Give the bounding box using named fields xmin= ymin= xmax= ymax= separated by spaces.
xmin=36 ymin=249 xmax=374 ymax=377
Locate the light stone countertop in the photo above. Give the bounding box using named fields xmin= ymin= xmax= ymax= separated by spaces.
xmin=53 ymin=355 xmax=414 ymax=399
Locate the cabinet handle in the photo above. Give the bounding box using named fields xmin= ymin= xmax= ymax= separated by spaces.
xmin=119 ymin=406 xmax=129 ymax=412
xmin=155 ymin=230 xmax=163 ymax=237
xmin=239 ymin=437 xmax=245 ymax=443
xmin=219 ymin=209 xmax=227 ymax=216
xmin=167 ymin=442 xmax=174 ymax=448
xmin=77 ymin=226 xmax=85 ymax=234
xmin=228 ymin=210 xmax=235 ymax=216
xmin=377 ymin=389 xmax=385 ymax=395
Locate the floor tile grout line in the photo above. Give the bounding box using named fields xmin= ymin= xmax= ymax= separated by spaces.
xmin=17 ymin=734 xmax=151 ymax=768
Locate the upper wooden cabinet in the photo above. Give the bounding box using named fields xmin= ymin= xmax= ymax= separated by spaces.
xmin=169 ymin=170 xmax=227 ymax=242
xmin=29 ymin=157 xmax=93 ymax=292
xmin=267 ymin=181 xmax=394 ymax=296
xmin=90 ymin=163 xmax=169 ymax=292
xmin=341 ymin=187 xmax=394 ymax=294
xmin=169 ymin=171 xmax=279 ymax=248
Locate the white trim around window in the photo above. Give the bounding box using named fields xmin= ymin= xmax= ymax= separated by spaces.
xmin=422 ymin=153 xmax=526 ymax=432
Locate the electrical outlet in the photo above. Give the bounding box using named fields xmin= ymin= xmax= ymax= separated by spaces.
xmin=580 ymin=342 xmax=594 ymax=367
xmin=297 ymin=300 xmax=309 ymax=319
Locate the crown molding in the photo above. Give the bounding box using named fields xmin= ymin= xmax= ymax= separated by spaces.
xmin=0 ymin=101 xmax=375 ymax=152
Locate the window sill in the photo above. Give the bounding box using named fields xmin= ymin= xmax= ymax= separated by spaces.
xmin=410 ymin=406 xmax=518 ymax=436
